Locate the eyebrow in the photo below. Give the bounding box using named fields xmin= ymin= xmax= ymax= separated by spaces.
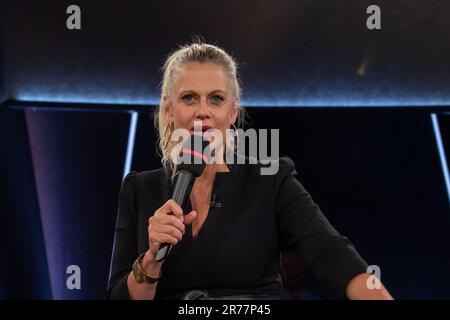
xmin=179 ymin=90 xmax=227 ymax=96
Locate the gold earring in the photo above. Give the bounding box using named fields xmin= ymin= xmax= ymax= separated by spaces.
xmin=228 ymin=123 xmax=238 ymax=152
xmin=162 ymin=122 xmax=174 ymax=150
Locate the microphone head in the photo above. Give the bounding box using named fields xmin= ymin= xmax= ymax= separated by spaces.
xmin=177 ymin=133 xmax=211 ymax=177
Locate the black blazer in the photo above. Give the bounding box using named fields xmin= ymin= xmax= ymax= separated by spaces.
xmin=107 ymin=157 xmax=368 ymax=299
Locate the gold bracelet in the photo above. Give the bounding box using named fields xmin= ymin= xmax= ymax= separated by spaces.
xmin=132 ymin=252 xmax=162 ymax=284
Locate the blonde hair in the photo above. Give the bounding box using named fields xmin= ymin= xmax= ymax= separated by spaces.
xmin=153 ymin=41 xmax=246 ymax=175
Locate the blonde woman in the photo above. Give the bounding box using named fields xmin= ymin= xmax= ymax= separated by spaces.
xmin=107 ymin=41 xmax=393 ymax=300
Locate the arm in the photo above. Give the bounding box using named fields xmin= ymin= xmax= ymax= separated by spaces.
xmin=346 ymin=273 xmax=393 ymax=300
xmin=107 ymin=172 xmax=139 ymax=299
xmin=107 ymin=170 xmax=197 ymax=300
xmin=127 ymin=251 xmax=162 ymax=300
xmin=127 ymin=200 xmax=197 ymax=300
xmin=276 ymin=157 xmax=379 ymax=299
xmin=107 ymin=172 xmax=164 ymax=300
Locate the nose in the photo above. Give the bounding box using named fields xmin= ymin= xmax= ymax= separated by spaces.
xmin=195 ymin=98 xmax=209 ymax=120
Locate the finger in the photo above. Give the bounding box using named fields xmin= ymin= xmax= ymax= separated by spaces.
xmin=166 ymin=199 xmax=183 ymax=219
xmin=154 ymin=215 xmax=185 ymax=233
xmin=158 ymin=199 xmax=183 ymax=218
xmin=183 ymin=210 xmax=197 ymax=225
xmin=153 ymin=202 xmax=183 ymax=222
xmin=149 ymin=217 xmax=184 ymax=236
xmin=153 ymin=232 xmax=179 ymax=246
xmin=155 ymin=224 xmax=183 ymax=241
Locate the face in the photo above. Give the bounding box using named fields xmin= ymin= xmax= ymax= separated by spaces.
xmin=164 ymin=62 xmax=238 ymax=150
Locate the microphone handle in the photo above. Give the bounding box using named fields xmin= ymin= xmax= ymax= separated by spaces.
xmin=155 ymin=171 xmax=195 ymax=262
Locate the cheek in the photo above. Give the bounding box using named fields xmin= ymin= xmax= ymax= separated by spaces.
xmin=172 ymin=106 xmax=193 ymax=126
xmin=216 ymin=118 xmax=231 ymax=135
xmin=215 ymin=109 xmax=233 ymax=125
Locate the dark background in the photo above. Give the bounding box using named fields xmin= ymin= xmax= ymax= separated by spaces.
xmin=1 ymin=0 xmax=450 ymax=299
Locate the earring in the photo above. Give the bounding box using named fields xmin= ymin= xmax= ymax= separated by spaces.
xmin=227 ymin=123 xmax=238 ymax=152
xmin=162 ymin=122 xmax=174 ymax=150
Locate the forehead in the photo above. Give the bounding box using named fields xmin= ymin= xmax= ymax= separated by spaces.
xmin=172 ymin=62 xmax=230 ymax=93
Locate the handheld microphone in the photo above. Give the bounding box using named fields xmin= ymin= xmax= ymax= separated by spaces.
xmin=155 ymin=133 xmax=210 ymax=262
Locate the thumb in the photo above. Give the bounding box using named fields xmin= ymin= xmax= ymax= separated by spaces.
xmin=183 ymin=210 xmax=197 ymax=225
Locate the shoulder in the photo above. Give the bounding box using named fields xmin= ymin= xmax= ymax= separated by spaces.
xmin=277 ymin=156 xmax=297 ymax=176
xmin=240 ymin=156 xmax=297 ymax=180
xmin=120 ymin=167 xmax=168 ymax=193
xmin=234 ymin=156 xmax=299 ymax=195
xmin=119 ymin=167 xmax=171 ymax=216
xmin=122 ymin=167 xmax=166 ymax=182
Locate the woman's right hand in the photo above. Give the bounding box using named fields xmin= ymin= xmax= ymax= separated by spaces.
xmin=146 ymin=199 xmax=197 ymax=260
xmin=127 ymin=200 xmax=197 ymax=299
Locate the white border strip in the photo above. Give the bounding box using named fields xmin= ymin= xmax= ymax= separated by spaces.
xmin=122 ymin=111 xmax=138 ymax=179
xmin=431 ymin=113 xmax=450 ymax=204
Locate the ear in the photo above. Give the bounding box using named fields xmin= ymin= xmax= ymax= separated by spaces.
xmin=230 ymin=103 xmax=239 ymax=126
xmin=163 ymin=97 xmax=174 ymax=123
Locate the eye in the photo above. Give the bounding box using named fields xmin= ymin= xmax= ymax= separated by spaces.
xmin=210 ymin=95 xmax=225 ymax=105
xmin=181 ymin=94 xmax=196 ymax=104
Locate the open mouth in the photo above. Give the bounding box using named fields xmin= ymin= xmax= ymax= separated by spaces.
xmin=190 ymin=125 xmax=212 ymax=134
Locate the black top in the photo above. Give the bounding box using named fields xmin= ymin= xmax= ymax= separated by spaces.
xmin=107 ymin=157 xmax=368 ymax=299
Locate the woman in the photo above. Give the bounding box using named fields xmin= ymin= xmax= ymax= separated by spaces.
xmin=107 ymin=41 xmax=393 ymax=300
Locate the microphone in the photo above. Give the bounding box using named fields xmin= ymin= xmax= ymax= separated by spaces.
xmin=155 ymin=133 xmax=210 ymax=262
